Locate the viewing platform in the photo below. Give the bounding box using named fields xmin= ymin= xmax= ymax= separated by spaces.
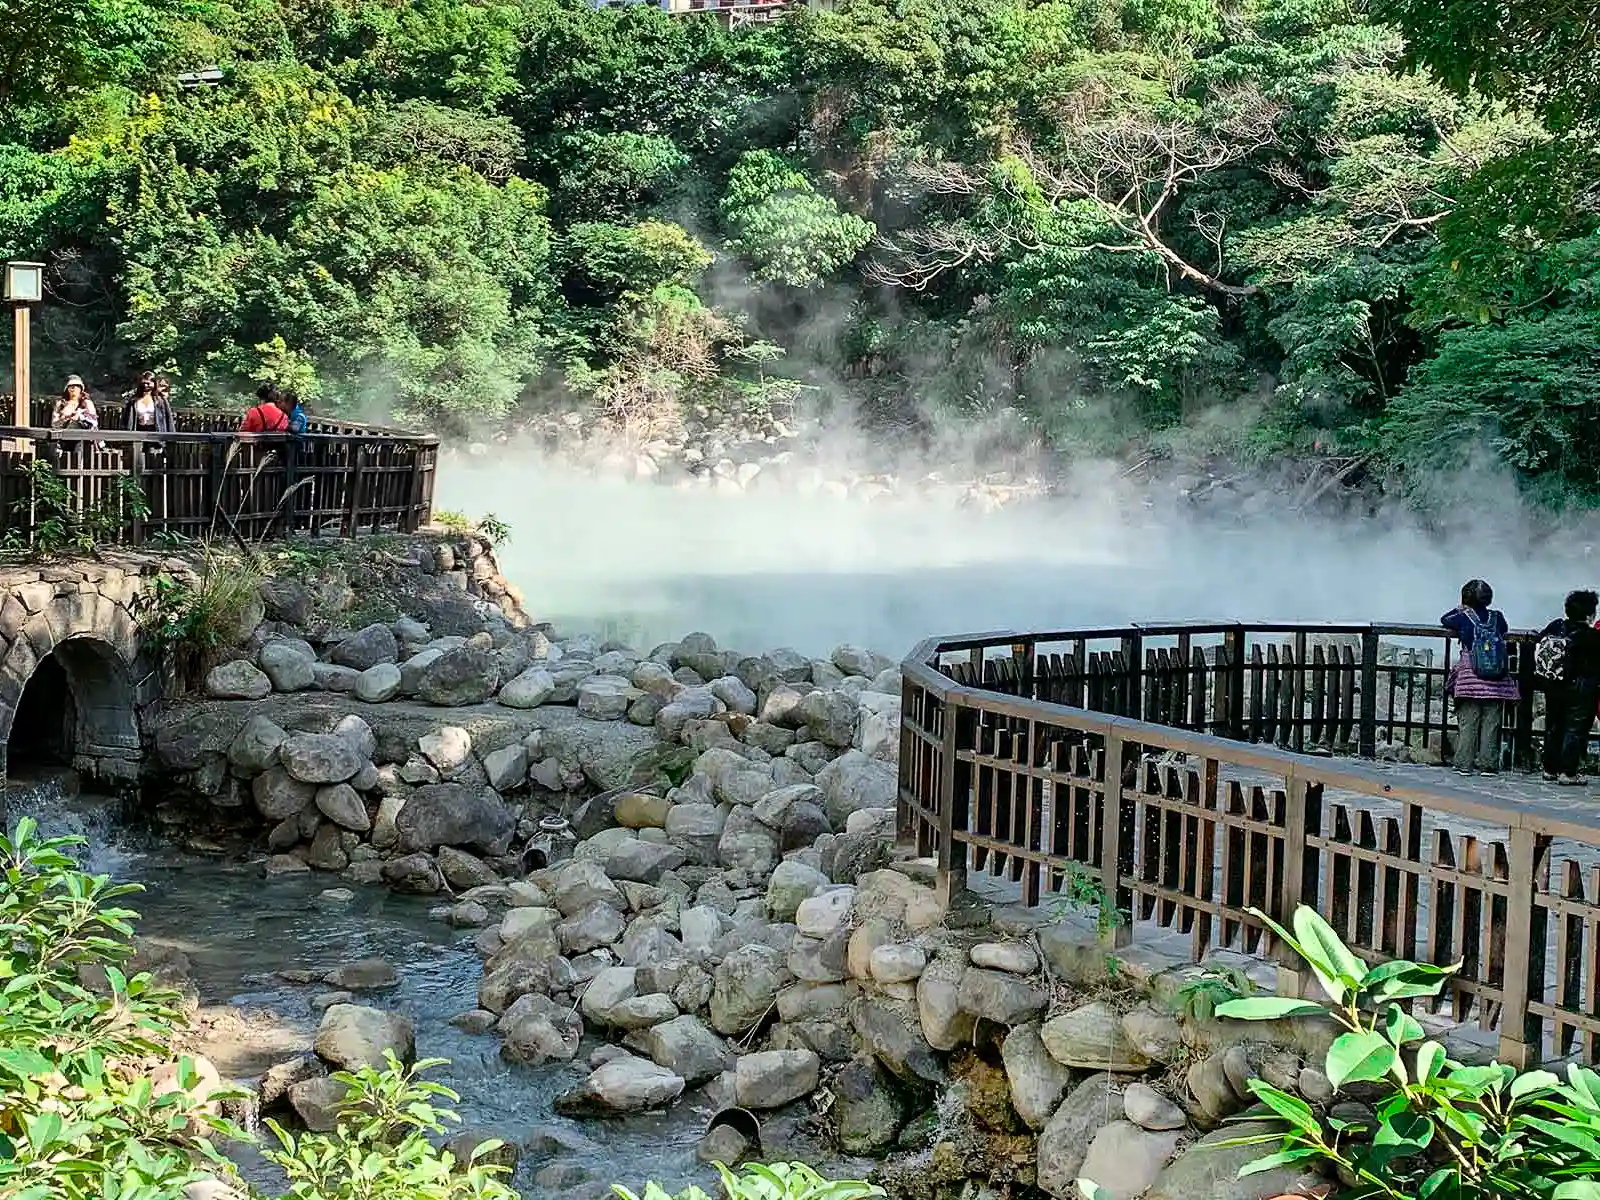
xmin=0 ymin=398 xmax=437 ymax=547
xmin=898 ymin=622 xmax=1600 ymax=1066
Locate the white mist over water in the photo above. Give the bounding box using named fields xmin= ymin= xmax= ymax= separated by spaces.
xmin=438 ymin=453 xmax=1591 ymax=657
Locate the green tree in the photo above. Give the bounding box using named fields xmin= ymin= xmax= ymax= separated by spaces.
xmin=720 ymin=150 xmax=874 ymax=287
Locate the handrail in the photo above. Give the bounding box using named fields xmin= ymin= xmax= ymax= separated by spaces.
xmin=898 ymin=620 xmax=1597 ymax=1068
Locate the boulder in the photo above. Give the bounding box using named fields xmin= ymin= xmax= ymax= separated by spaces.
xmin=395 ymin=783 xmax=514 ymax=855
xmin=228 ymin=714 xmax=286 ymax=775
xmin=851 ymin=997 xmax=942 ymax=1085
xmin=482 ymin=743 xmax=528 ymax=792
xmin=830 ymin=1056 xmax=905 ymax=1155
xmin=380 ymin=852 xmax=442 ymax=893
xmin=815 ymin=751 xmax=896 ymax=827
xmin=554 ymin=1056 xmax=685 ymax=1116
xmin=313 ymin=662 xmax=362 ymax=693
xmin=550 ymin=860 xmax=626 ymax=915
xmin=957 ymin=968 xmax=1048 ymax=1026
xmin=631 ymin=1015 xmax=729 ymax=1086
xmin=606 ymin=841 xmax=686 ymax=886
xmin=577 ymin=676 xmax=640 ymax=721
xmin=917 ymin=956 xmax=974 ymax=1051
xmin=206 ymin=660 xmax=270 ymax=701
xmin=1121 ymin=1003 xmax=1184 ymax=1065
xmin=252 ymin=766 xmax=314 ymax=821
xmin=615 ymin=792 xmax=670 ymax=830
xmin=332 ymin=623 xmax=399 ymax=671
xmin=1042 ymin=1001 xmax=1148 ymax=1073
xmin=315 ymin=784 xmax=369 ymax=833
xmin=1036 ymin=1074 xmax=1121 ymax=1199
xmin=499 ymin=667 xmax=555 ymax=709
xmin=710 ymin=944 xmax=788 ymax=1035
xmin=324 ymin=958 xmax=398 ymax=991
xmin=971 ymin=942 xmax=1040 ymax=975
xmin=419 ymin=726 xmax=473 ymax=776
xmin=1002 ymin=1023 xmax=1075 ymax=1130
xmin=280 ymin=732 xmax=364 ymax=785
xmin=313 ymin=1004 xmax=415 ymax=1071
xmin=259 ymin=640 xmax=316 ymax=693
xmin=1076 ymin=1121 xmax=1182 ymax=1200
xmin=437 ymin=846 xmax=497 ymax=891
xmin=795 ymin=887 xmax=854 ymax=938
xmin=557 ymin=905 xmax=627 ymax=954
xmin=1124 ymin=1081 xmax=1187 ymax=1131
xmin=766 ymin=860 xmax=829 ymax=921
xmin=796 ymin=689 xmax=858 ymax=748
xmin=501 ymin=997 xmax=583 ymax=1066
xmin=355 ymin=663 xmax=403 ymax=703
xmin=734 ymin=1049 xmax=821 ymax=1110
xmin=717 ymin=806 xmax=780 ymax=875
xmin=417 ymin=644 xmax=499 ymax=706
xmin=1142 ymin=1122 xmax=1325 ymax=1200
xmin=288 ymin=1076 xmax=346 ymax=1132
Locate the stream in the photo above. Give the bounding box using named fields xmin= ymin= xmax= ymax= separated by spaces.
xmin=9 ymin=775 xmax=850 ymax=1199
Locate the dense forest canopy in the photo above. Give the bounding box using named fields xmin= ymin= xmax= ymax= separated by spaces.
xmin=0 ymin=0 xmax=1596 ymax=501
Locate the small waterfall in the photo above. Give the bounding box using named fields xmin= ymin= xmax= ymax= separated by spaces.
xmin=4 ymin=770 xmax=138 ymax=876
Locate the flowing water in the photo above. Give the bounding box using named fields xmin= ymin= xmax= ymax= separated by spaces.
xmin=7 ymin=773 xmax=849 ymax=1198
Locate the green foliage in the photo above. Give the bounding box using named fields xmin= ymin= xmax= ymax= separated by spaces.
xmin=131 ymin=549 xmax=264 ymax=681
xmin=262 ymin=1053 xmax=516 ymax=1200
xmin=1201 ymin=905 xmax=1600 ymax=1200
xmin=720 ymin=151 xmax=875 ymax=287
xmin=0 ymin=819 xmax=247 ymax=1200
xmin=1047 ymin=862 xmax=1125 ymax=939
xmin=0 ymin=459 xmax=149 ymax=559
xmin=1174 ymin=963 xmax=1257 ymax=1022
xmin=614 ymin=1161 xmax=885 ymax=1200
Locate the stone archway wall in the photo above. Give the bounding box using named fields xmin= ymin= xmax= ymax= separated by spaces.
xmin=0 ymin=558 xmax=163 ymax=789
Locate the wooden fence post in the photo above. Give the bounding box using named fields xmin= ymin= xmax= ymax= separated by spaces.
xmin=1121 ymin=631 xmax=1143 ymax=720
xmin=1099 ymin=727 xmax=1131 ymax=948
xmin=127 ymin=446 xmax=144 ymax=545
xmin=1011 ymin=640 xmax=1035 ymax=700
xmin=1276 ymin=774 xmax=1314 ymax=996
xmin=1359 ymin=629 xmax=1380 ymax=758
xmin=936 ymin=695 xmax=968 ymax=907
xmin=897 ymin=671 xmax=916 ymax=845
xmin=1498 ymin=827 xmax=1546 ymax=1067
xmin=1224 ymin=625 xmax=1246 ymax=740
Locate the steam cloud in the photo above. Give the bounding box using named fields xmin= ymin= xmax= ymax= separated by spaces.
xmin=437 ymin=447 xmax=1594 ymax=658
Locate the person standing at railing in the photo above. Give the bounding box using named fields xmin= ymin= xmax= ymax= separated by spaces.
xmin=239 ymin=381 xmax=290 ymax=434
xmin=1535 ymin=589 xmax=1600 ymax=786
xmin=1441 ymin=578 xmax=1520 ymax=776
xmin=51 ymin=376 xmax=98 ymax=431
xmin=123 ymin=372 xmax=173 ymax=441
xmin=153 ymin=375 xmax=177 ymax=429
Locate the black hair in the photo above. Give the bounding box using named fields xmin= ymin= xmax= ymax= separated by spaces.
xmin=280 ymin=388 xmax=298 ymax=407
xmin=1461 ymin=579 xmax=1493 ymax=608
xmin=256 ymin=381 xmax=279 ymax=404
xmin=1566 ymin=590 xmax=1598 ymax=622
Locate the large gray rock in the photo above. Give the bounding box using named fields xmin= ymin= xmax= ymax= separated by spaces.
xmin=1077 ymin=1121 xmax=1182 ymax=1200
xmin=767 ymin=860 xmax=830 ymax=921
xmin=394 ymin=783 xmax=514 ymax=855
xmin=851 ymin=997 xmax=942 ymax=1085
xmin=228 ymin=714 xmax=287 ymax=775
xmin=830 ymin=1056 xmax=905 ymax=1155
xmin=500 ymin=996 xmax=583 ymax=1066
xmin=815 ymin=751 xmax=897 ymax=826
xmin=315 ymin=784 xmax=370 ymax=833
xmin=280 ymin=732 xmax=364 ymax=785
xmin=1124 ymin=1081 xmax=1187 ymax=1131
xmin=557 ymin=905 xmax=626 ymax=954
xmin=917 ymin=956 xmax=974 ymax=1050
xmin=482 ymin=743 xmax=528 ymax=792
xmin=498 ymin=666 xmax=555 ymax=709
xmin=1036 ymin=1075 xmax=1121 ymax=1199
xmin=332 ymin=623 xmax=399 ymax=671
xmin=957 ymin=968 xmax=1048 ymax=1026
xmin=1003 ymin=1023 xmax=1075 ymax=1130
xmin=580 ymin=966 xmax=638 ymax=1027
xmin=796 ymin=689 xmax=858 ymax=748
xmin=206 ymin=660 xmax=271 ymax=701
xmin=717 ymin=806 xmax=780 ymax=875
xmin=1041 ymin=1001 xmax=1148 ymax=1072
xmin=259 ymin=640 xmax=316 ymax=693
xmin=417 ymin=644 xmax=499 ymax=706
xmin=313 ymin=1004 xmax=415 ymax=1071
xmin=734 ymin=1049 xmax=820 ymax=1110
xmin=419 ymin=726 xmax=473 ymax=776
xmin=313 ymin=662 xmax=362 ymax=693
xmin=380 ymin=852 xmax=443 ymax=894
xmin=710 ymin=944 xmax=788 ymax=1035
xmin=555 ymin=1056 xmax=684 ymax=1115
xmin=355 ymin=663 xmax=403 ymax=703
xmin=1142 ymin=1122 xmax=1323 ymax=1200
xmin=550 ymin=860 xmax=626 ymax=915
xmin=253 ymin=766 xmax=315 ymax=821
xmin=606 ymin=841 xmax=686 ymax=885
xmin=577 ymin=675 xmax=640 ymax=721
xmin=437 ymin=846 xmax=498 ymax=891
xmin=630 ymin=1015 xmax=728 ymax=1086
xmin=287 ymin=1076 xmax=346 ymax=1132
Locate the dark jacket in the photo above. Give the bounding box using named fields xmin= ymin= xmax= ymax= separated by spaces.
xmin=1442 ymin=605 xmax=1507 ymax=647
xmin=123 ymin=395 xmax=173 ymax=433
xmin=1540 ymin=618 xmax=1600 ymax=682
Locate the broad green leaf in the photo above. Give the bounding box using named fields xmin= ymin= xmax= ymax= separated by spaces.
xmin=1245 ymin=1081 xmax=1321 ymax=1135
xmin=1236 ymin=1147 xmax=1324 ymax=1177
xmin=1292 ymin=908 xmax=1367 ymax=1002
xmin=1213 ymin=997 xmax=1325 ymax=1021
xmin=1521 ymin=1115 xmax=1600 ymax=1157
xmin=1415 ymin=1041 xmax=1445 ymax=1084
xmin=1382 ymin=1005 xmax=1425 ymax=1046
xmin=1374 ymin=1111 xmax=1434 ymax=1151
xmin=1509 ymin=1069 xmax=1562 ymax=1100
xmin=1554 ymin=1184 xmax=1600 ymax=1200
xmin=1417 ymin=1167 xmax=1457 ymax=1200
xmin=1326 ymin=1030 xmax=1398 ymax=1087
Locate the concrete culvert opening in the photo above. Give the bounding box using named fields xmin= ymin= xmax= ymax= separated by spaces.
xmin=5 ymin=639 xmax=142 ymax=782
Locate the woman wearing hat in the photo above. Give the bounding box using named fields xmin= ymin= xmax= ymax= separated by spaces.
xmin=51 ymin=376 xmax=99 ymax=430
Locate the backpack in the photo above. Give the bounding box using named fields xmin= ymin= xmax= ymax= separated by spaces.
xmin=1463 ymin=608 xmax=1510 ymax=680
xmin=1536 ymin=628 xmax=1570 ymax=680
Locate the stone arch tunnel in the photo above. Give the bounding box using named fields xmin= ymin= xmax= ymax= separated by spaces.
xmin=0 ymin=560 xmax=162 ymax=800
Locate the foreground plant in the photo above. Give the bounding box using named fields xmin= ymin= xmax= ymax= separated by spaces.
xmin=262 ymin=1053 xmax=517 ymax=1200
xmin=1209 ymin=906 xmax=1600 ymax=1200
xmin=614 ymin=1161 xmax=886 ymax=1200
xmin=0 ymin=819 xmax=244 ymax=1199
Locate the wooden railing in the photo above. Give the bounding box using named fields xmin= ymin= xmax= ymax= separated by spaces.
xmin=899 ymin=624 xmax=1600 ymax=1067
xmin=0 ymin=408 xmax=437 ymax=545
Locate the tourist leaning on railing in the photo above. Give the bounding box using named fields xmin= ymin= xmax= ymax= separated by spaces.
xmin=1537 ymin=589 xmax=1600 ymax=786
xmin=239 ymin=380 xmax=291 ymax=434
xmin=1442 ymin=577 xmax=1520 ymax=776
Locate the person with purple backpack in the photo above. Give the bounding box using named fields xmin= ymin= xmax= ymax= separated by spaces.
xmin=1442 ymin=578 xmax=1520 ymax=776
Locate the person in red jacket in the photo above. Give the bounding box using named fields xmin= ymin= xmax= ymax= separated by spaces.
xmin=239 ymin=382 xmax=290 ymax=433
